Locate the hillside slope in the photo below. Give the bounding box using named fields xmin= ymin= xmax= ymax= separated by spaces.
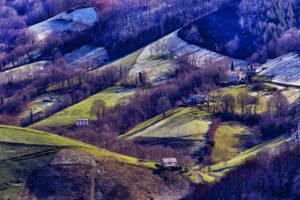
xmin=0 ymin=125 xmax=193 ymax=199
xmin=30 ymin=86 xmax=135 ymax=128
xmin=198 ymin=135 xmax=290 ymax=182
xmin=121 ymin=107 xmax=212 ymax=159
xmin=127 ymin=31 xmax=247 ymax=85
xmin=259 ymin=53 xmax=300 ymax=86
xmin=29 ymin=7 xmax=99 ymax=40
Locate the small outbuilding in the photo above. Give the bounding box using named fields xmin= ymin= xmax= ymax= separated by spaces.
xmin=76 ymin=118 xmax=89 ymax=127
xmin=162 ymin=158 xmax=177 ymax=167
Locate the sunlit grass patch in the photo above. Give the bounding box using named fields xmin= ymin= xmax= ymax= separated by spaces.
xmin=93 ymin=48 xmax=144 ymax=72
xmin=211 ymin=85 xmax=268 ymax=114
xmin=30 ymin=86 xmax=135 ymax=128
xmin=123 ymin=107 xmax=212 ymax=140
xmin=211 ymin=122 xmax=252 ymax=163
xmin=201 ymin=135 xmax=289 ymax=178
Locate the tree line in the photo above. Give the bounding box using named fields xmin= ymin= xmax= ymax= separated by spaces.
xmin=0 ymin=55 xmax=128 ymax=126
xmin=188 ymin=143 xmax=300 ymax=200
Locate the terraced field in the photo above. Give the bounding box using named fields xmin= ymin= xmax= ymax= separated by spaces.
xmin=31 ymin=86 xmax=135 ymax=128
xmin=122 ymin=107 xmax=212 ymax=157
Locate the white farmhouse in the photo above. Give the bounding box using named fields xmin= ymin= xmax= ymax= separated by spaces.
xmin=162 ymin=158 xmax=177 ymax=167
xmin=76 ymin=118 xmax=89 ymax=127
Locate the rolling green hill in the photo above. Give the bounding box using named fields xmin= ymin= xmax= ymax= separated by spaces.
xmin=198 ymin=135 xmax=290 ymax=183
xmin=0 ymin=125 xmax=197 ymax=199
xmin=121 ymin=107 xmax=212 ymax=158
xmin=0 ymin=125 xmax=154 ymax=199
xmin=122 ymin=107 xmax=212 ymax=140
xmin=30 ymin=86 xmax=135 ymax=128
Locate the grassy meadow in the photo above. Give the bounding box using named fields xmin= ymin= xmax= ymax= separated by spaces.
xmin=211 ymin=85 xmax=269 ymax=114
xmin=123 ymin=107 xmax=212 ymax=140
xmin=0 ymin=125 xmax=199 ymax=198
xmin=31 ymin=86 xmax=135 ymax=128
xmin=197 ymin=135 xmax=289 ymax=182
xmin=211 ymin=122 xmax=252 ymax=163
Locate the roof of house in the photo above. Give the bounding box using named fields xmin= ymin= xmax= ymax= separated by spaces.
xmin=162 ymin=158 xmax=177 ymax=163
xmin=76 ymin=118 xmax=89 ymax=121
xmin=228 ymin=71 xmax=243 ymax=75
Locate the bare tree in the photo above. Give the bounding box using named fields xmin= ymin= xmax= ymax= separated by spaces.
xmin=268 ymin=91 xmax=289 ymax=117
xmin=90 ymin=99 xmax=106 ymax=119
xmin=237 ymin=91 xmax=251 ymax=115
xmin=156 ymin=96 xmax=171 ymax=118
xmin=222 ymin=93 xmax=235 ymax=113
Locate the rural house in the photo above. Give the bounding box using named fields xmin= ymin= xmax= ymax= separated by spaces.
xmin=162 ymin=158 xmax=177 ymax=167
xmin=188 ymin=95 xmax=209 ymax=105
xmin=228 ymin=71 xmax=246 ymax=83
xmin=76 ymin=118 xmax=89 ymax=127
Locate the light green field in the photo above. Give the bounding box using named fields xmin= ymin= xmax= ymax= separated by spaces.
xmin=218 ymin=85 xmax=252 ymax=97
xmin=120 ymin=108 xmax=183 ymax=139
xmin=0 ymin=125 xmax=158 ymax=168
xmin=212 ymin=85 xmax=268 ymax=114
xmin=0 ymin=125 xmax=159 ymax=199
xmin=211 ymin=122 xmax=252 ymax=163
xmin=31 ymin=86 xmax=135 ymax=128
xmin=122 ymin=107 xmax=212 ymax=140
xmin=94 ymin=48 xmax=144 ymax=72
xmin=0 ymin=125 xmax=198 ymax=198
xmin=198 ymin=135 xmax=289 ymax=182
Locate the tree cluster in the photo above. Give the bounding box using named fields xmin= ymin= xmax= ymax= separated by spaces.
xmin=189 ymin=144 xmax=300 ymax=200
xmin=179 ymin=0 xmax=299 ymax=62
xmin=0 ymin=57 xmax=126 ymax=126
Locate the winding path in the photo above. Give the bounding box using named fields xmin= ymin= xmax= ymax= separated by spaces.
xmin=190 ymin=169 xmax=204 ymax=184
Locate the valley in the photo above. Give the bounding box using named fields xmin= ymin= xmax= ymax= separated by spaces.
xmin=0 ymin=0 xmax=299 ymax=199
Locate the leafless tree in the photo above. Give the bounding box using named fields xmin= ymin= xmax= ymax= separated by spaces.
xmin=90 ymin=99 xmax=106 ymax=119
xmin=237 ymin=91 xmax=251 ymax=115
xmin=156 ymin=96 xmax=172 ymax=118
xmin=222 ymin=93 xmax=235 ymax=114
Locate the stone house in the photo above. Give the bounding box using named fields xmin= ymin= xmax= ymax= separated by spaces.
xmin=228 ymin=71 xmax=246 ymax=83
